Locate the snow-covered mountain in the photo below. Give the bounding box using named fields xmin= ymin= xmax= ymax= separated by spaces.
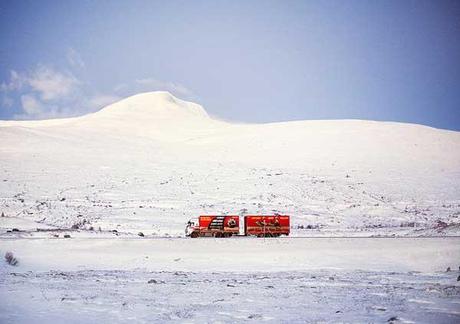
xmin=1 ymin=91 xmax=459 ymax=236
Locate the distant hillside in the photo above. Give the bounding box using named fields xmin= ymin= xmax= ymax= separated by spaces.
xmin=1 ymin=91 xmax=459 ymax=237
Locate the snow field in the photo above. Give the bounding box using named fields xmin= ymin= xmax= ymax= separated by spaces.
xmin=1 ymin=92 xmax=460 ymax=322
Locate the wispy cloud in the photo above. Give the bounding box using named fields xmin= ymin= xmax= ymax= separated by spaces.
xmin=0 ymin=48 xmax=197 ymax=120
xmin=1 ymin=65 xmax=84 ymax=119
xmin=1 ymin=66 xmax=97 ymax=119
xmin=27 ymin=65 xmax=80 ymax=101
xmin=20 ymin=94 xmax=43 ymax=115
xmin=66 ymin=47 xmax=86 ymax=69
xmin=1 ymin=70 xmax=24 ymax=92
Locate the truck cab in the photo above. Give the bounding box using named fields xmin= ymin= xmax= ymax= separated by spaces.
xmin=185 ymin=218 xmax=199 ymax=237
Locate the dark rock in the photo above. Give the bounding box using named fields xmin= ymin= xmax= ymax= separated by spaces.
xmin=435 ymin=220 xmax=448 ymax=229
xmin=387 ymin=316 xmax=398 ymax=322
xmin=11 ymin=228 xmax=19 ymax=232
xmin=447 ymin=267 xmax=451 ymax=272
xmin=174 ymin=271 xmax=187 ymax=277
xmin=138 ymin=232 xmax=144 ymax=237
xmin=5 ymin=252 xmax=18 ymax=266
xmin=63 ymin=234 xmax=71 ymax=238
xmin=112 ymin=229 xmax=118 ymax=233
xmin=457 ymin=275 xmax=460 ymax=282
xmin=148 ymin=279 xmax=157 ymax=284
xmin=60 ymin=197 xmax=66 ymax=201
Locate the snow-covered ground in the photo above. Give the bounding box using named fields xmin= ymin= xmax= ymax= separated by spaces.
xmin=2 ymin=268 xmax=460 ymax=323
xmin=1 ymin=237 xmax=459 ymax=323
xmin=1 ymin=92 xmax=460 ymax=322
xmin=1 ymin=237 xmax=459 ymax=273
xmin=1 ymin=91 xmax=459 ymax=237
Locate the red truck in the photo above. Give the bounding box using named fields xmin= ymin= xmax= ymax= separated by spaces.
xmin=186 ymin=215 xmax=290 ymax=238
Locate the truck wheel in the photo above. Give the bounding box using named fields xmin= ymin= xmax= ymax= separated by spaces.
xmin=191 ymin=232 xmax=199 ymax=238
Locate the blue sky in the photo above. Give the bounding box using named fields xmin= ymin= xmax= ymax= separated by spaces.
xmin=1 ymin=0 xmax=459 ymax=130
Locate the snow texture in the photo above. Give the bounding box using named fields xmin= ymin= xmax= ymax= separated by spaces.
xmin=0 ymin=238 xmax=459 ymax=323
xmin=1 ymin=91 xmax=460 ymax=323
xmin=0 ymin=91 xmax=459 ymax=237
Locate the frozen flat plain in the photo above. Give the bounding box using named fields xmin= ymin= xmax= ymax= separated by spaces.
xmin=1 ymin=237 xmax=459 ymax=273
xmin=1 ymin=237 xmax=459 ymax=323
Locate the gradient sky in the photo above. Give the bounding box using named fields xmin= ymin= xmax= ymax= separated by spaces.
xmin=1 ymin=0 xmax=459 ymax=130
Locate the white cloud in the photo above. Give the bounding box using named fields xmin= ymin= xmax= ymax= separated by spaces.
xmin=66 ymin=47 xmax=85 ymax=69
xmin=28 ymin=65 xmax=79 ymax=101
xmin=20 ymin=94 xmax=43 ymax=115
xmin=1 ymin=70 xmax=24 ymax=92
xmin=1 ymin=66 xmax=79 ymax=103
xmin=1 ymin=59 xmax=196 ymax=120
xmin=0 ymin=64 xmax=88 ymax=119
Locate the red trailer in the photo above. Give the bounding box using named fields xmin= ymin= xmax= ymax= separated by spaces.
xmin=244 ymin=215 xmax=290 ymax=237
xmin=186 ymin=215 xmax=290 ymax=238
xmin=186 ymin=215 xmax=239 ymax=238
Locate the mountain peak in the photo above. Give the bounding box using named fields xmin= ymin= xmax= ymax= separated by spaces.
xmin=95 ymin=91 xmax=209 ymax=120
xmin=69 ymin=91 xmax=224 ymax=140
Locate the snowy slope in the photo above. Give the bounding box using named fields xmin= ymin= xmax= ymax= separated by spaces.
xmin=1 ymin=91 xmax=459 ymax=236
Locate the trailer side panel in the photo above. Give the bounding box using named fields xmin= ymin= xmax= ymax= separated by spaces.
xmin=244 ymin=215 xmax=290 ymax=237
